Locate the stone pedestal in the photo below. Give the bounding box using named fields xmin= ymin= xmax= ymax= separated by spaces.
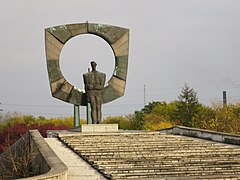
xmin=80 ymin=124 xmax=118 ymax=133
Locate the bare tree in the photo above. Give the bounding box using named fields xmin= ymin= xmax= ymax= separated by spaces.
xmin=0 ymin=132 xmax=40 ymax=179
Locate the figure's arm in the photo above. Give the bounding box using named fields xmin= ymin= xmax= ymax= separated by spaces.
xmin=102 ymin=74 xmax=106 ymax=87
xmin=86 ymin=84 xmax=94 ymax=90
xmin=94 ymin=85 xmax=103 ymax=90
xmin=93 ymin=84 xmax=104 ymax=90
xmin=83 ymin=74 xmax=93 ymax=90
xmin=104 ymin=74 xmax=106 ymax=81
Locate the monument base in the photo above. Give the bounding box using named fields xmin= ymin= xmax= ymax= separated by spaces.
xmin=80 ymin=124 xmax=118 ymax=133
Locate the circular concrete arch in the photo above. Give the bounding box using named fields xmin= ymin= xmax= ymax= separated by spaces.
xmin=45 ymin=22 xmax=129 ymax=106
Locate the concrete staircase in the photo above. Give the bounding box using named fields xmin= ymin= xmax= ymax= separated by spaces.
xmin=59 ymin=132 xmax=240 ymax=179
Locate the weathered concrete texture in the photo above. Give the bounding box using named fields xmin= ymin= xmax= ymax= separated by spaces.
xmin=50 ymin=77 xmax=65 ymax=94
xmin=52 ymin=81 xmax=74 ymax=102
xmin=45 ymin=22 xmax=129 ymax=105
xmin=115 ymin=56 xmax=128 ymax=80
xmin=80 ymin=124 xmax=118 ymax=132
xmin=160 ymin=126 xmax=240 ymax=146
xmin=108 ymin=76 xmax=126 ymax=96
xmin=58 ymin=131 xmax=240 ymax=179
xmin=45 ymin=138 xmax=106 ymax=180
xmin=26 ymin=130 xmax=67 ymax=180
xmin=88 ymin=23 xmax=128 ymax=44
xmin=67 ymin=23 xmax=88 ymax=36
xmin=0 ymin=130 xmax=67 ymax=180
xmin=47 ymin=25 xmax=72 ymax=44
xmin=67 ymin=88 xmax=86 ymax=105
xmin=46 ymin=60 xmax=63 ymax=83
xmin=111 ymin=32 xmax=129 ymax=56
xmin=45 ymin=31 xmax=64 ymax=61
xmin=102 ymin=85 xmax=122 ymax=104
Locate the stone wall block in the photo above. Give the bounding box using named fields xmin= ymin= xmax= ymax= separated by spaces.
xmin=67 ymin=23 xmax=88 ymax=36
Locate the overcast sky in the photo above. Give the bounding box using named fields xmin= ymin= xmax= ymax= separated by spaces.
xmin=0 ymin=0 xmax=240 ymax=119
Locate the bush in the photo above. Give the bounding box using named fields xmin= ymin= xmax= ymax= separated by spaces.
xmin=192 ymin=105 xmax=216 ymax=129
xmin=192 ymin=102 xmax=240 ymax=134
xmin=102 ymin=116 xmax=135 ymax=130
xmin=0 ymin=114 xmax=75 ymax=153
xmin=142 ymin=114 xmax=173 ymax=130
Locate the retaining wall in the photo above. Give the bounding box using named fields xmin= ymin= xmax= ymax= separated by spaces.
xmin=160 ymin=126 xmax=240 ymax=145
xmin=0 ymin=130 xmax=67 ymax=180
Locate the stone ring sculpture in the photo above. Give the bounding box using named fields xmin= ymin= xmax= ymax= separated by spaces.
xmin=45 ymin=22 xmax=129 ymax=106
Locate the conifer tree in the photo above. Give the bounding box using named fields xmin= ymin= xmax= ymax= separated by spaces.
xmin=175 ymin=83 xmax=200 ymax=126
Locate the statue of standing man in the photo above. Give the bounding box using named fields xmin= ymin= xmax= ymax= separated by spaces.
xmin=83 ymin=61 xmax=106 ymax=124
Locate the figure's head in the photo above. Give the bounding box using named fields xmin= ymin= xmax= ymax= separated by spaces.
xmin=91 ymin=61 xmax=97 ymax=70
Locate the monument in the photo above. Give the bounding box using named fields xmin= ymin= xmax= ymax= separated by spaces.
xmin=83 ymin=61 xmax=106 ymax=124
xmin=44 ymin=22 xmax=130 ymax=128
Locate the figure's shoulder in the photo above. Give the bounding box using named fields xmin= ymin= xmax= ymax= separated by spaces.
xmin=96 ymin=71 xmax=106 ymax=76
xmin=83 ymin=72 xmax=92 ymax=75
xmin=83 ymin=72 xmax=91 ymax=78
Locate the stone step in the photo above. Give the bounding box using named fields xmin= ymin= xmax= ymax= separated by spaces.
xmin=96 ymin=161 xmax=240 ymax=169
xmin=79 ymin=151 xmax=240 ymax=160
xmin=93 ymin=162 xmax=240 ymax=169
xmin=73 ymin=146 xmax=239 ymax=153
xmin=63 ymin=139 xmax=196 ymax=143
xmin=87 ymin=159 xmax=240 ymax=171
xmin=67 ymin=175 xmax=107 ymax=180
xmin=108 ymin=170 xmax=240 ymax=178
xmin=66 ymin=141 xmax=221 ymax=145
xmin=93 ymin=158 xmax=240 ymax=166
xmin=125 ymin=176 xmax=240 ymax=180
xmin=68 ymin=142 xmax=220 ymax=147
xmin=100 ymin=164 xmax=240 ymax=172
xmin=113 ymin=167 xmax=240 ymax=175
xmin=111 ymin=169 xmax=240 ymax=179
xmin=94 ymin=158 xmax=239 ymax=165
xmin=68 ymin=144 xmax=227 ymax=151
xmin=87 ymin=158 xmax=240 ymax=167
xmin=64 ymin=139 xmax=200 ymax=144
xmin=61 ymin=135 xmax=196 ymax=142
xmin=62 ymin=135 xmax=196 ymax=140
xmin=58 ymin=132 xmax=240 ymax=179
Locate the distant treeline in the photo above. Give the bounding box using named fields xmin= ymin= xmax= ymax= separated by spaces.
xmin=1 ymin=84 xmax=240 ymax=154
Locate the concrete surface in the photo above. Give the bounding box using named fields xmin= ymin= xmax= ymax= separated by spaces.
xmin=80 ymin=124 xmax=119 ymax=132
xmin=59 ymin=131 xmax=240 ymax=179
xmin=45 ymin=138 xmax=106 ymax=180
xmin=160 ymin=126 xmax=240 ymax=145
